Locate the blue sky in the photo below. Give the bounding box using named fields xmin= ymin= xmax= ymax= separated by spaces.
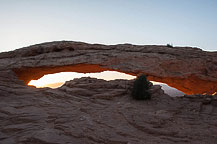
xmin=0 ymin=0 xmax=217 ymax=52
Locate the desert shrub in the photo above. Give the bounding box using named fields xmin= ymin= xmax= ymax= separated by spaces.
xmin=131 ymin=74 xmax=151 ymax=100
xmin=167 ymin=44 xmax=173 ymax=48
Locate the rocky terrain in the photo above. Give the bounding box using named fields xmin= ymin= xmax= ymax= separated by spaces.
xmin=1 ymin=75 xmax=217 ymax=144
xmin=0 ymin=41 xmax=217 ymax=144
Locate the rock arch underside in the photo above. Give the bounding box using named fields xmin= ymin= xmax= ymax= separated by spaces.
xmin=0 ymin=41 xmax=217 ymax=94
xmin=1 ymin=41 xmax=217 ymax=143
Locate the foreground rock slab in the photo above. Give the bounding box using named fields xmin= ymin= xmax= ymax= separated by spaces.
xmin=0 ymin=75 xmax=217 ymax=144
xmin=0 ymin=41 xmax=217 ymax=94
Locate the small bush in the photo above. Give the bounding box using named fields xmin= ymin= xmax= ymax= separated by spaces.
xmin=131 ymin=74 xmax=151 ymax=100
xmin=167 ymin=44 xmax=173 ymax=48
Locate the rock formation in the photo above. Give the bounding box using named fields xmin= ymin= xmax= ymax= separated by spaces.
xmin=1 ymin=41 xmax=217 ymax=143
xmin=1 ymin=75 xmax=217 ymax=143
xmin=0 ymin=41 xmax=216 ymax=94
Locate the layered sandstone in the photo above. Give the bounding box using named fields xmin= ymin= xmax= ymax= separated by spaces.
xmin=0 ymin=41 xmax=216 ymax=94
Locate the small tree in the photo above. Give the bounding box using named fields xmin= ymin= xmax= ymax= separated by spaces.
xmin=131 ymin=74 xmax=151 ymax=100
xmin=167 ymin=44 xmax=173 ymax=48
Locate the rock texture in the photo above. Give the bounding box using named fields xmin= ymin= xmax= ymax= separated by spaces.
xmin=1 ymin=41 xmax=217 ymax=144
xmin=0 ymin=41 xmax=217 ymax=94
xmin=1 ymin=74 xmax=217 ymax=144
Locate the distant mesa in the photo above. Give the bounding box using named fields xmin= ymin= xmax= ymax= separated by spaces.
xmin=0 ymin=41 xmax=217 ymax=94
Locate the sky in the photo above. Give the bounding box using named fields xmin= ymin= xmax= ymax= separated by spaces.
xmin=0 ymin=0 xmax=217 ymax=52
xmin=28 ymin=71 xmax=136 ymax=88
xmin=28 ymin=71 xmax=184 ymax=96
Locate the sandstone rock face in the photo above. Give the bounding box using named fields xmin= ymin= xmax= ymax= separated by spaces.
xmin=0 ymin=41 xmax=216 ymax=94
xmin=1 ymin=74 xmax=217 ymax=144
xmin=1 ymin=41 xmax=217 ymax=143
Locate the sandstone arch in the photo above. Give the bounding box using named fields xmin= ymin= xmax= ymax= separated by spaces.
xmin=0 ymin=41 xmax=217 ymax=94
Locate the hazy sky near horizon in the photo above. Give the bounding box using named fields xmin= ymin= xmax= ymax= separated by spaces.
xmin=0 ymin=0 xmax=217 ymax=52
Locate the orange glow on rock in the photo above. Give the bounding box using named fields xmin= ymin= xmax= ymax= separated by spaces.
xmin=28 ymin=71 xmax=136 ymax=88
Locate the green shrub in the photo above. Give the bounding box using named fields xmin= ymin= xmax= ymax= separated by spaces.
xmin=131 ymin=74 xmax=151 ymax=100
xmin=167 ymin=44 xmax=173 ymax=48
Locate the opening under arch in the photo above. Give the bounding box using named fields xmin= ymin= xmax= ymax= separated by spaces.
xmin=13 ymin=64 xmax=189 ymax=96
xmin=28 ymin=71 xmax=184 ymax=97
xmin=28 ymin=71 xmax=136 ymax=88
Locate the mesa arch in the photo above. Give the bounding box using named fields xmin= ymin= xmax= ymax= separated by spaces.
xmin=0 ymin=41 xmax=217 ymax=94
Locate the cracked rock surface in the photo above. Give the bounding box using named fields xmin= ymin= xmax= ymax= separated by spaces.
xmin=0 ymin=41 xmax=217 ymax=143
xmin=0 ymin=74 xmax=217 ymax=144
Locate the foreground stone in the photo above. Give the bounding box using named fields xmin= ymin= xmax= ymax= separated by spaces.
xmin=0 ymin=75 xmax=217 ymax=144
xmin=0 ymin=41 xmax=217 ymax=94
